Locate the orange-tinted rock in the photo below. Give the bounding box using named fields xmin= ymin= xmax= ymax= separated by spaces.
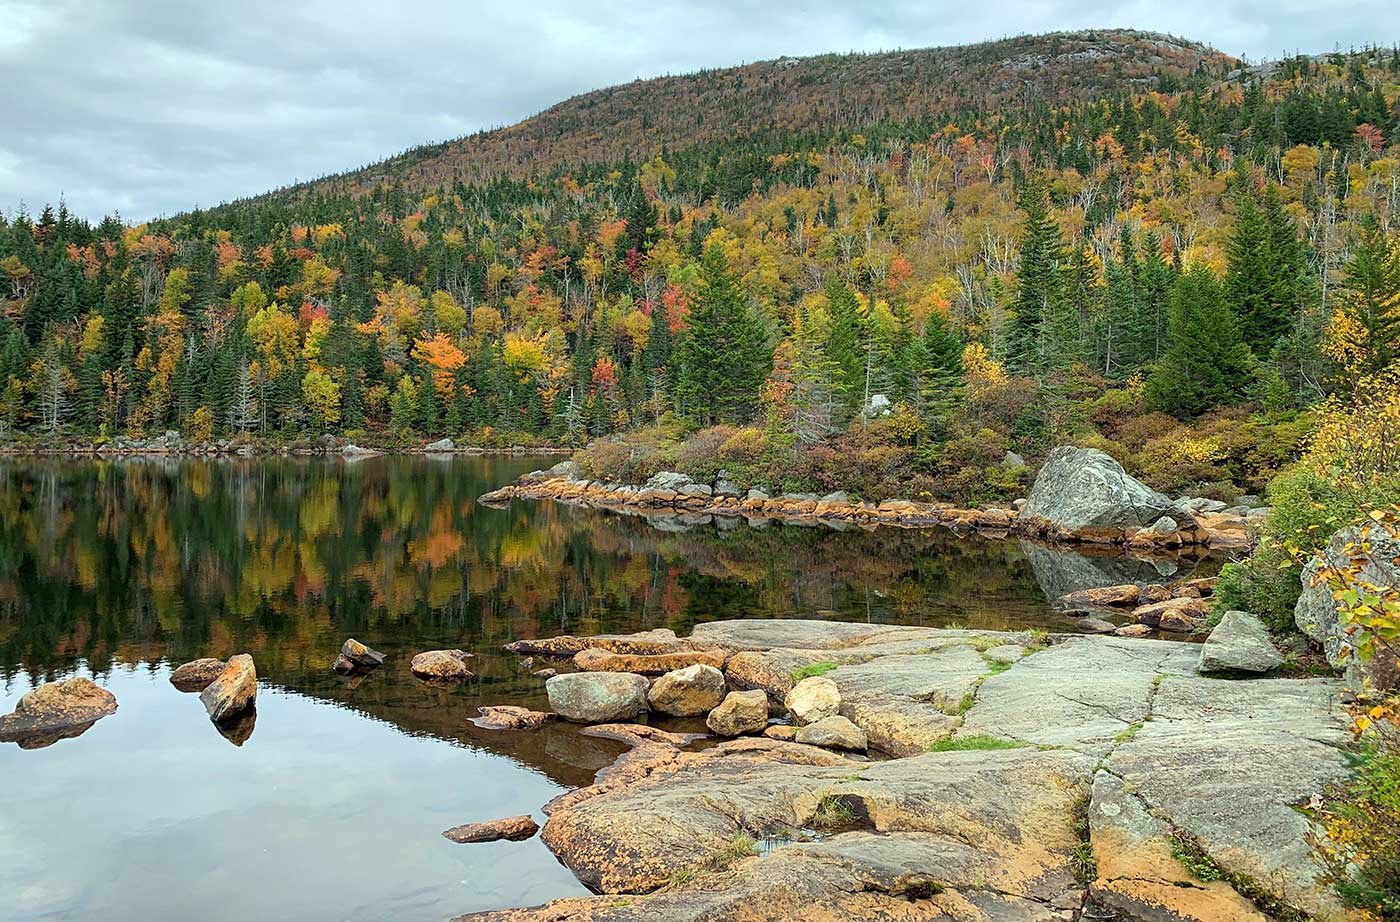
xmin=443 ymin=815 xmax=539 ymax=843
xmin=474 ymin=706 xmax=554 ymax=730
xmin=0 ymin=677 xmax=118 ymax=744
xmin=1133 ymin=597 xmax=1210 ymax=627
xmin=1061 ymin=584 xmax=1140 ymax=607
xmin=170 ymin=657 xmax=226 ymax=691
xmin=200 ymin=654 xmax=257 ymax=724
xmin=574 ymin=647 xmax=725 ymax=675
xmin=410 ymin=649 xmax=474 ymax=681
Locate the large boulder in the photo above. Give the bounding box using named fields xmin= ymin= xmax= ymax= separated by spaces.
xmin=546 ymin=672 xmax=650 ymax=723
xmin=1296 ymin=524 xmax=1400 ymax=692
xmin=1022 ymin=446 xmax=1182 ymax=538
xmin=0 ymin=677 xmax=118 ymax=745
xmin=705 ymin=689 xmax=769 ymax=737
xmin=783 ymin=676 xmax=840 ymax=725
xmin=200 ymin=654 xmax=257 ymax=724
xmin=647 ymin=664 xmax=727 ymax=717
xmin=644 ymin=471 xmax=693 ymax=492
xmin=424 ymin=437 xmax=455 ymax=451
xmin=169 ymin=657 xmax=226 ymax=691
xmin=1198 ymin=611 xmax=1283 ymax=674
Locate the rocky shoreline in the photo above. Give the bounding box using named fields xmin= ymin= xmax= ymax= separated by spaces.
xmin=480 ymin=447 xmax=1263 ymax=551
xmin=458 ymin=618 xmax=1352 ymax=921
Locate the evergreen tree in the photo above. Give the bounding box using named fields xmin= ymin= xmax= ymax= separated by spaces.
xmin=1145 ymin=267 xmax=1253 ymax=418
xmin=1226 ymin=187 xmax=1311 ymax=355
xmin=1009 ymin=177 xmax=1068 ymax=375
xmin=674 ymin=243 xmax=772 ymax=424
xmin=1332 ymin=213 xmax=1400 ymax=376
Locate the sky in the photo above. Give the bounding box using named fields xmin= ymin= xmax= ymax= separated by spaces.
xmin=0 ymin=0 xmax=1388 ymax=222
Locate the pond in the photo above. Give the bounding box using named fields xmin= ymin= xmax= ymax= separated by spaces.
xmin=0 ymin=455 xmax=1216 ymax=921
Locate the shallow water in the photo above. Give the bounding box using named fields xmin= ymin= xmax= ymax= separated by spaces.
xmin=0 ymin=455 xmax=1215 ymax=921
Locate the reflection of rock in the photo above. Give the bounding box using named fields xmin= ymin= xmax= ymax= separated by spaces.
xmin=546 ymin=672 xmax=650 ymax=723
xmin=1021 ymin=540 xmax=1182 ymax=602
xmin=170 ymin=658 xmax=226 ymax=691
xmin=200 ymin=654 xmax=257 ymax=724
xmin=215 ymin=707 xmax=257 ymax=746
xmin=0 ymin=676 xmax=118 ymax=746
xmin=443 ymin=815 xmax=539 ymax=843
xmin=333 ymin=638 xmax=386 ymax=674
xmin=410 ymin=649 xmax=474 ymax=681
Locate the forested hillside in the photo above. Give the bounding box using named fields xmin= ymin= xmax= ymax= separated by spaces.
xmin=2 ymin=35 xmax=1399 ymax=512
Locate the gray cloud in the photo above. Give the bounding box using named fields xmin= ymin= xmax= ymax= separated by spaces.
xmin=0 ymin=0 xmax=1388 ymax=221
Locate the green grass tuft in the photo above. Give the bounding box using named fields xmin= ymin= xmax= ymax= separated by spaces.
xmin=811 ymin=793 xmax=858 ymax=829
xmin=790 ymin=661 xmax=838 ymax=682
xmin=927 ymin=734 xmax=1029 ymax=752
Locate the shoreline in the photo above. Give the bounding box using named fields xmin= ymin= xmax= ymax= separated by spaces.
xmin=479 ymin=470 xmax=1259 ymax=552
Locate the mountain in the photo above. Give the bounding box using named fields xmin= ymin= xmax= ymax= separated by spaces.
xmin=276 ymin=29 xmax=1233 ymax=200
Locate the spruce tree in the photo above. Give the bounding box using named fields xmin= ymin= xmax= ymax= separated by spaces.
xmin=673 ymin=243 xmax=772 ymax=424
xmin=1226 ymin=187 xmax=1310 ymax=355
xmin=1145 ymin=266 xmax=1253 ymax=418
xmin=1334 ymin=212 xmax=1400 ymax=376
xmin=1009 ymin=177 xmax=1068 ymax=375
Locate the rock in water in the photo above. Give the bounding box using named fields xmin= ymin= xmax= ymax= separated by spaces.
xmin=705 ymin=689 xmax=769 ymax=736
xmin=200 ymin=654 xmax=257 ymax=724
xmin=546 ymin=672 xmax=650 ymax=723
xmin=474 ymin=706 xmax=554 ymax=730
xmin=170 ymin=658 xmax=226 ymax=691
xmin=1022 ymin=445 xmax=1181 ymax=536
xmin=1075 ymin=617 xmax=1117 ymax=634
xmin=1296 ymin=524 xmax=1400 ymax=692
xmin=333 ymin=638 xmax=385 ymax=674
xmin=0 ymin=677 xmax=118 ymax=745
xmin=410 ymin=649 xmax=474 ymax=681
xmin=794 ymin=715 xmax=867 ymax=750
xmin=647 ymin=664 xmax=727 ymax=717
xmin=1198 ymin=611 xmax=1283 ymax=674
xmin=442 ymin=815 xmax=539 ymax=843
xmin=783 ymin=676 xmax=840 ymax=725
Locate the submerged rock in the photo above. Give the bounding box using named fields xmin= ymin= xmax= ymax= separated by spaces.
xmin=1022 ymin=445 xmax=1182 ymax=537
xmin=410 ymin=649 xmax=474 ymax=681
xmin=199 ymin=654 xmax=257 ymax=724
xmin=0 ymin=677 xmax=118 ymax=746
xmin=474 ymin=706 xmax=554 ymax=731
xmin=546 ymin=672 xmax=650 ymax=723
xmin=170 ymin=657 xmax=226 ymax=691
xmin=333 ymin=638 xmax=386 ymax=674
xmin=1198 ymin=611 xmax=1282 ymax=674
xmin=794 ymin=715 xmax=867 ymax=750
xmin=647 ymin=664 xmax=726 ymax=717
xmin=783 ymin=676 xmax=840 ymax=725
xmin=442 ymin=815 xmax=539 ymax=843
xmin=705 ymin=689 xmax=768 ymax=737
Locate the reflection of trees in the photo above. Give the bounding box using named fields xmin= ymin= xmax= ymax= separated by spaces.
xmin=1 ymin=456 xmax=1132 ymax=692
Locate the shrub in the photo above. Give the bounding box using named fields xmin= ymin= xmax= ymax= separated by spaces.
xmin=674 ymin=426 xmax=738 ymax=481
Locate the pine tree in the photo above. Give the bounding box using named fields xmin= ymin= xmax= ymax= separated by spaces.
xmin=1145 ymin=267 xmax=1253 ymax=418
xmin=788 ymin=307 xmax=842 ymax=444
xmin=823 ymin=278 xmax=863 ymax=400
xmin=1226 ymin=187 xmax=1311 ymax=356
xmin=1331 ymin=213 xmax=1400 ymax=376
xmin=1009 ymin=177 xmax=1068 ymax=375
xmin=674 ymin=243 xmax=772 ymax=424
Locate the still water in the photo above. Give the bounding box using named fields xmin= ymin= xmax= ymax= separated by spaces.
xmin=0 ymin=455 xmax=1212 ymax=921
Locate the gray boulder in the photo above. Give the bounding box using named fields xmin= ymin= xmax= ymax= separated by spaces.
xmin=1197 ymin=611 xmax=1282 ymax=674
xmin=170 ymin=657 xmax=226 ymax=691
xmin=784 ymin=676 xmax=840 ymax=725
xmin=645 ymin=471 xmax=693 ymax=491
xmin=705 ymin=689 xmax=769 ymax=736
xmin=425 ymin=437 xmax=455 ymax=451
xmin=547 ymin=459 xmax=583 ymax=481
xmin=794 ymin=715 xmax=867 ymax=750
xmin=1022 ymin=446 xmax=1181 ymax=533
xmin=647 ymin=664 xmax=727 ymax=717
xmin=1002 ymin=450 xmax=1026 ymax=468
xmin=1296 ymin=525 xmax=1400 ymax=692
xmin=546 ymin=672 xmax=650 ymax=723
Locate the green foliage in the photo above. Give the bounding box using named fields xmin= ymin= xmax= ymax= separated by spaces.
xmin=1313 ymin=737 xmax=1400 ymax=917
xmin=1169 ymin=830 xmax=1224 ymax=882
xmin=1145 ymin=266 xmax=1253 ymax=418
xmin=810 ymin=794 xmax=858 ymax=830
xmin=674 ymin=243 xmax=772 ymax=425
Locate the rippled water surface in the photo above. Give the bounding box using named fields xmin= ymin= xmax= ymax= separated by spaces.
xmin=0 ymin=456 xmax=1215 ymax=921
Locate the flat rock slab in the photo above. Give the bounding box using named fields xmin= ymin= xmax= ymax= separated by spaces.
xmin=485 ymin=622 xmax=1351 ymax=921
xmin=472 ymin=706 xmax=554 ymax=731
xmin=574 ymin=647 xmax=725 ymax=675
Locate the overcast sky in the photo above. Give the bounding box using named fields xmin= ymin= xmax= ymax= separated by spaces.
xmin=0 ymin=0 xmax=1388 ymax=222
